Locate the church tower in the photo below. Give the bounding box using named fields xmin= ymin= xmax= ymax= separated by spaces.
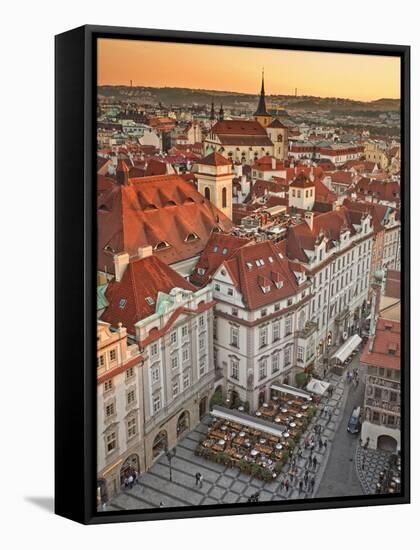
xmin=195 ymin=152 xmax=233 ymax=220
xmin=218 ymin=103 xmax=224 ymax=121
xmin=210 ymin=101 xmax=215 ymax=121
xmin=253 ymin=70 xmax=272 ymax=128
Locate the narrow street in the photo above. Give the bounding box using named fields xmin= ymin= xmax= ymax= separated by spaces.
xmin=317 ymin=357 xmax=366 ymax=498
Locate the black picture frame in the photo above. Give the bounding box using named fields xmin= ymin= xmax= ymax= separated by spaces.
xmin=55 ymin=24 xmax=410 ymax=525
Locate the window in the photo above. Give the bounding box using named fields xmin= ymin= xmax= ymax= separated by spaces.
xmin=297 ymin=346 xmax=304 ymax=362
xmin=227 ymin=288 xmax=233 ymax=296
xmin=109 ymin=349 xmax=117 ymax=362
xmin=197 ymin=267 xmax=206 ymax=276
xmin=104 ymin=379 xmax=113 ymax=392
xmin=171 ymin=355 xmax=179 ymax=370
xmin=172 ymin=379 xmax=179 ymax=397
xmin=231 ymin=359 xmax=239 ymax=380
xmin=150 ymin=343 xmax=158 ymax=357
xmin=153 ymin=394 xmax=161 ymax=413
xmin=106 ymin=431 xmax=117 ymax=453
xmin=127 ymin=389 xmax=136 ymax=405
xmin=258 ymin=359 xmax=267 ymax=381
xmin=232 ymin=307 xmax=238 ymax=317
xmin=151 ymin=367 xmax=159 ymax=384
xmin=145 ymin=296 xmax=155 ymax=306
xmin=273 ymin=321 xmax=280 ymax=342
xmin=259 ymin=326 xmax=268 ymax=348
xmin=97 ymin=354 xmax=105 ymax=367
xmin=127 ymin=417 xmax=137 ymax=438
xmin=222 ymin=187 xmax=227 ymax=208
xmin=199 ymin=315 xmax=205 ymax=328
xmin=272 ymin=353 xmax=279 ymax=373
xmin=105 ymin=402 xmax=115 ymax=417
xmin=126 ymin=367 xmax=134 ymax=380
xmin=231 ymin=326 xmax=239 ymax=348
xmin=170 ymin=331 xmax=177 ymax=345
xmin=119 ymin=298 xmax=127 ymax=309
xmin=287 ymin=298 xmax=293 ymax=307
xmin=182 ymin=325 xmax=188 ymax=338
xmin=285 ymin=316 xmax=292 ymax=336
xmin=284 ymin=346 xmax=291 ymax=366
xmin=215 ymin=283 xmax=221 ymax=291
xmin=274 ymin=303 xmax=280 ymax=312
xmin=199 ymin=358 xmax=206 ymax=376
xmin=261 ymin=308 xmax=267 ymax=317
xmin=183 ymin=371 xmax=190 ymax=389
xmin=199 ymin=335 xmax=205 ymax=351
xmin=182 ymin=347 xmax=189 ymax=363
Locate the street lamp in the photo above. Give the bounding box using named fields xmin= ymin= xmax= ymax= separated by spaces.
xmin=166 ymin=447 xmax=176 ymax=482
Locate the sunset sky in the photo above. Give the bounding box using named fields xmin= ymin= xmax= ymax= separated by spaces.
xmin=97 ymin=38 xmax=400 ymax=101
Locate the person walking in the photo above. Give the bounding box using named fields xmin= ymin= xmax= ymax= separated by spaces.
xmin=195 ymin=472 xmax=201 ymax=487
xmin=298 ymin=479 xmax=303 ymax=493
xmin=198 ymin=473 xmax=204 ymax=488
xmin=312 ymin=456 xmax=318 ymax=470
xmin=285 ymin=479 xmax=289 ymax=493
xmin=310 ymin=477 xmax=315 ymax=492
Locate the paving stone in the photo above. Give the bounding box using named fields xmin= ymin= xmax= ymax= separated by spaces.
xmin=224 ymin=468 xmax=240 ymax=479
xmin=216 ymin=476 xmax=234 ymax=489
xmin=222 ymin=492 xmax=240 ymax=504
xmin=200 ymin=497 xmax=219 ymax=506
xmin=231 ymin=480 xmax=248 ymax=494
xmin=208 ymin=486 xmax=226 ymax=500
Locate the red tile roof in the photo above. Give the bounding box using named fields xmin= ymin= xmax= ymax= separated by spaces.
xmin=267 ymin=119 xmax=288 ymax=129
xmin=212 ymin=120 xmax=268 ymax=136
xmin=360 ymin=317 xmax=401 ymax=370
xmin=101 ymin=255 xmax=195 ymax=335
xmin=198 ymin=151 xmax=233 ymax=167
xmin=190 ymin=232 xmax=252 ymax=287
xmin=290 ymin=172 xmax=316 ymax=189
xmin=97 ymin=173 xmax=233 ymax=273
xmin=286 ymin=206 xmax=361 ymax=262
xmin=222 ymin=240 xmax=306 ymax=310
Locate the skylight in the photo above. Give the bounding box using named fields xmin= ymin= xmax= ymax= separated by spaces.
xmin=246 ymin=262 xmax=253 ymax=270
xmin=145 ymin=297 xmax=155 ymax=306
xmin=119 ymin=298 xmax=127 ymax=309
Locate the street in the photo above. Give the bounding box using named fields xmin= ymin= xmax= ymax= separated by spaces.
xmin=316 ymin=357 xmax=366 ymax=498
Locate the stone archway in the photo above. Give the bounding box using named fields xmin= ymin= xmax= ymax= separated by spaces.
xmin=199 ymin=396 xmax=208 ymax=420
xmin=177 ymin=410 xmax=190 ymax=437
xmin=152 ymin=430 xmax=168 ymax=458
xmin=120 ymin=454 xmax=140 ymax=485
xmin=377 ymin=434 xmax=398 ymax=452
xmin=97 ymin=478 xmax=108 ymax=505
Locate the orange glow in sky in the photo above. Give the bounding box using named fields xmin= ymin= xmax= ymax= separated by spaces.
xmin=97 ymin=38 xmax=400 ymax=101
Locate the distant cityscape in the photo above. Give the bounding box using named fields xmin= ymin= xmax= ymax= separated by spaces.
xmin=96 ymin=66 xmax=402 ymax=511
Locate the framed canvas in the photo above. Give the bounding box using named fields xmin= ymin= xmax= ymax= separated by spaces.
xmin=55 ymin=25 xmax=410 ymax=525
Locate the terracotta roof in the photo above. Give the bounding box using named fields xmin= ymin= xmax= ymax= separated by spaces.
xmin=286 ymin=206 xmax=361 ymax=262
xmin=212 ymin=120 xmax=268 ymax=136
xmin=101 ymin=255 xmax=195 ymax=336
xmin=267 ymin=118 xmax=287 ymax=129
xmin=326 ymin=170 xmax=354 ymax=185
xmin=314 ymin=178 xmax=337 ymax=203
xmin=253 ymin=156 xmax=285 ymax=171
xmin=222 ymin=240 xmax=305 ymax=310
xmin=290 ymin=172 xmax=316 ymax=189
xmin=360 ymin=317 xmax=401 ymax=370
xmin=97 ymin=173 xmax=233 ymax=273
xmin=190 ymin=232 xmax=252 ymax=287
xmin=252 ymin=179 xmax=287 ymax=198
xmin=198 ymin=151 xmax=232 ymax=167
xmin=145 ymin=159 xmax=167 ymax=176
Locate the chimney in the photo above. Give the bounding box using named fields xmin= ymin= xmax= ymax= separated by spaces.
xmin=138 ymin=245 xmax=153 ymax=259
xmin=304 ymin=211 xmax=314 ymax=230
xmin=309 ymin=166 xmax=315 ymax=182
xmin=114 ymin=252 xmax=130 ymax=282
xmin=116 ymin=159 xmax=130 ymax=186
xmin=272 ymin=157 xmax=276 ymax=170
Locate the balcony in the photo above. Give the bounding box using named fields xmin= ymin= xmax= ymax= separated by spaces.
xmin=367 ymin=376 xmax=400 ymax=391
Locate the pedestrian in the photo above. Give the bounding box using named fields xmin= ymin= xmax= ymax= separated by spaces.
xmin=198 ymin=473 xmax=203 ymax=488
xmin=323 ymin=439 xmax=328 ymax=449
xmin=195 ymin=472 xmax=201 ymax=486
xmin=310 ymin=477 xmax=315 ymax=492
xmin=128 ymin=473 xmax=134 ymax=489
xmin=285 ymin=479 xmax=289 ymax=493
xmin=280 ymin=479 xmax=285 ymax=491
xmin=313 ymin=456 xmax=318 ymax=470
xmin=362 ymin=457 xmax=366 ymax=471
xmin=299 ymin=479 xmax=303 ymax=493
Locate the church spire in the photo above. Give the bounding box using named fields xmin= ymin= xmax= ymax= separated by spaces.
xmin=210 ymin=100 xmax=215 ymax=121
xmin=254 ymin=68 xmax=270 ymax=117
xmin=218 ymin=103 xmax=224 ymax=121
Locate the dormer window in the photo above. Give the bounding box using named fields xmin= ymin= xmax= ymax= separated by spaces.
xmin=145 ymin=296 xmax=155 ymax=306
xmin=197 ymin=267 xmax=206 ymax=276
xmin=185 ymin=233 xmax=198 ymax=242
xmin=246 ymin=262 xmax=253 ymax=270
xmin=155 ymin=241 xmax=170 ymax=250
xmin=119 ymin=298 xmax=127 ymax=309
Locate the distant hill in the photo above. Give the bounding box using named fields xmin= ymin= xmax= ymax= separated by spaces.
xmin=98 ymin=85 xmax=400 ymax=112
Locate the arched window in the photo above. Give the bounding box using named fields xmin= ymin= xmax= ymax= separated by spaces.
xmin=152 ymin=431 xmax=168 ymax=457
xmin=222 ymin=187 xmax=227 ymax=208
xmin=204 ymin=187 xmax=210 ymax=201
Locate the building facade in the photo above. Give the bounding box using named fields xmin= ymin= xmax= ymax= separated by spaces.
xmin=97 ymin=321 xmax=144 ymax=504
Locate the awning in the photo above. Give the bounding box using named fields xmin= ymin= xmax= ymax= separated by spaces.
xmin=270 ymin=383 xmax=312 ymax=401
xmin=331 ymin=334 xmax=362 ymax=363
xmin=306 ymin=378 xmax=330 ymax=396
xmin=210 ymin=405 xmax=287 ymax=436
